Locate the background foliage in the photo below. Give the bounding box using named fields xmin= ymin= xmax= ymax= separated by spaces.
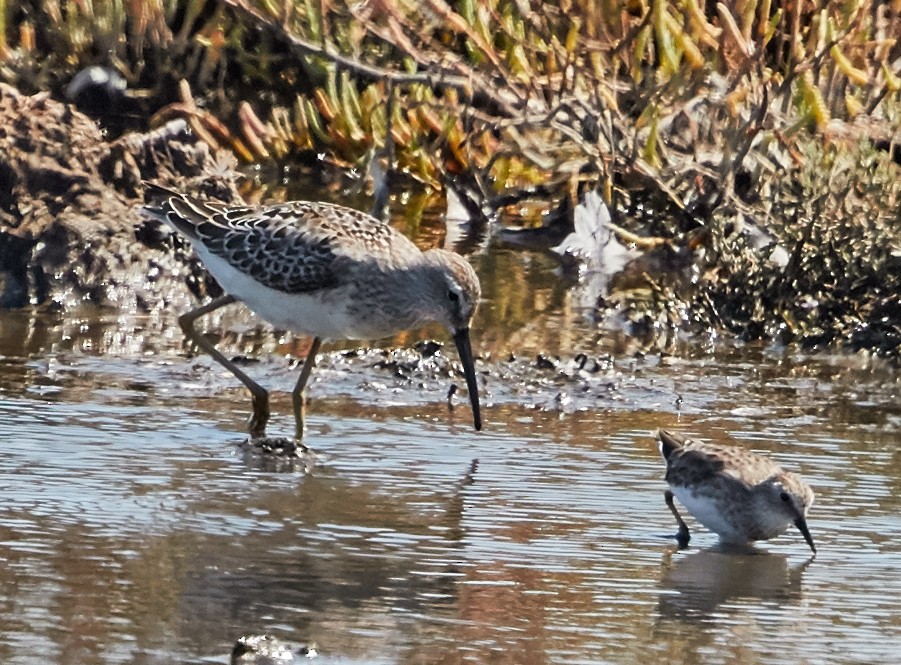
xmin=1 ymin=0 xmax=899 ymax=354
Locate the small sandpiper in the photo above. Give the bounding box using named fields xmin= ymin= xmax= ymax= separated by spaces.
xmin=141 ymin=183 xmax=482 ymax=441
xmin=655 ymin=429 xmax=816 ymax=553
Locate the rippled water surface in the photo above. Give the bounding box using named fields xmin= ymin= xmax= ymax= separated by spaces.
xmin=1 ymin=246 xmax=899 ymax=664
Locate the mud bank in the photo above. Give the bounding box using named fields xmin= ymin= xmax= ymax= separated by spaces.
xmin=0 ymin=83 xmax=236 ymax=311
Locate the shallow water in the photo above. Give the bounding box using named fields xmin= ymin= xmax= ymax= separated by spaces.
xmin=1 ymin=240 xmax=900 ymax=664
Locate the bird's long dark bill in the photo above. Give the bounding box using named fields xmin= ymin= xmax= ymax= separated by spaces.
xmin=453 ymin=328 xmax=482 ymax=431
xmin=795 ymin=517 xmax=816 ymax=554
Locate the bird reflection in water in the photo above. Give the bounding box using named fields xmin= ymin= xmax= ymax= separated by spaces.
xmin=656 ymin=545 xmax=815 ymax=622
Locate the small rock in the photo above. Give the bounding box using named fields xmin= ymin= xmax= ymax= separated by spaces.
xmin=535 ymin=354 xmax=558 ymax=370
xmin=414 ymin=339 xmax=444 ymax=357
xmin=230 ymin=634 xmax=317 ymax=664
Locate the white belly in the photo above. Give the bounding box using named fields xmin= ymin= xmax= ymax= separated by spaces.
xmin=193 ymin=245 xmax=369 ymax=339
xmin=671 ymin=486 xmax=747 ymax=543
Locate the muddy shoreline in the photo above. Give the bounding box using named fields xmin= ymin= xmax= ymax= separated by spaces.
xmin=1 ymin=82 xmax=899 ymax=362
xmin=0 ymin=83 xmax=235 ymax=312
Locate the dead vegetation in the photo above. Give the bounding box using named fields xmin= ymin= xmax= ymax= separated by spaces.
xmin=1 ymin=0 xmax=899 ymax=356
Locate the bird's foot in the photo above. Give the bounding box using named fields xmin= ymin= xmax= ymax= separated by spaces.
xmin=246 ymin=435 xmax=309 ymax=457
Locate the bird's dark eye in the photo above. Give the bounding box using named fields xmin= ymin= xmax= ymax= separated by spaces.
xmin=448 ymin=290 xmax=459 ymax=303
xmin=779 ymin=491 xmax=791 ymax=503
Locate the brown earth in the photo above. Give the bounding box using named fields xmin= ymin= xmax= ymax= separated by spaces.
xmin=0 ymin=83 xmax=235 ymax=311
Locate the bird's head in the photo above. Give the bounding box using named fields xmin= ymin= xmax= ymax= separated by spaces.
xmin=766 ymin=472 xmax=816 ymax=553
xmin=423 ymin=249 xmax=482 ymax=431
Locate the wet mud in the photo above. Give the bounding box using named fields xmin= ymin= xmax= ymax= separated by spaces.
xmin=1 ymin=85 xmax=900 ymax=665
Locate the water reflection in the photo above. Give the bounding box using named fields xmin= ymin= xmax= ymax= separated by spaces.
xmin=1 ymin=196 xmax=900 ymax=663
xmin=1 ymin=376 xmax=900 ymax=663
xmin=172 ymin=469 xmax=476 ymax=660
xmin=657 ymin=546 xmax=812 ymax=622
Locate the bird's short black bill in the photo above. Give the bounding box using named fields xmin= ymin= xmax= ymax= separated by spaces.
xmin=795 ymin=517 xmax=816 ymax=554
xmin=453 ymin=328 xmax=482 ymax=431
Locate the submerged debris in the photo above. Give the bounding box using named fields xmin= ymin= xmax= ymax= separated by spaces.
xmin=230 ymin=635 xmax=317 ymax=664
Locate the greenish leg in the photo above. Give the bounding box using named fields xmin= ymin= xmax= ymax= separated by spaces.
xmin=291 ymin=337 xmax=322 ymax=441
xmin=178 ymin=294 xmax=270 ymax=439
